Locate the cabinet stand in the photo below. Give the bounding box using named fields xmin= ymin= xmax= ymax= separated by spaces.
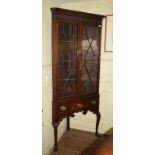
xmin=53 ymin=110 xmax=101 ymax=152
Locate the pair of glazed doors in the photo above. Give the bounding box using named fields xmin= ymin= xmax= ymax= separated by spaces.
xmin=57 ymin=22 xmax=101 ymax=97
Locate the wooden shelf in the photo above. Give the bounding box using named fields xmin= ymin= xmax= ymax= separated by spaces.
xmin=60 ymin=60 xmax=73 ymax=61
xmin=60 ymin=79 xmax=76 ymax=81
xmin=60 ymin=40 xmax=77 ymax=43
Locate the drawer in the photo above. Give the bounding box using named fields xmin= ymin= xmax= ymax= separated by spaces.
xmin=70 ymin=100 xmax=87 ymax=112
xmin=57 ymin=103 xmax=69 ymax=115
xmin=88 ymin=99 xmax=98 ymax=106
xmin=87 ymin=97 xmax=99 ymax=112
xmin=56 ymin=96 xmax=98 ymax=117
xmin=57 ymin=100 xmax=87 ymax=114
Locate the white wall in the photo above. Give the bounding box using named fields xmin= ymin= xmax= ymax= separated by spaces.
xmin=42 ymin=1 xmax=66 ymax=155
xmin=42 ymin=0 xmax=113 ymax=154
xmin=61 ymin=0 xmax=112 ymax=15
xmin=61 ymin=0 xmax=113 ymax=134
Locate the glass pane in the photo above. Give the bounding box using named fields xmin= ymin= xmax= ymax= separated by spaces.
xmin=58 ymin=23 xmax=78 ymax=97
xmin=81 ymin=26 xmax=99 ymax=94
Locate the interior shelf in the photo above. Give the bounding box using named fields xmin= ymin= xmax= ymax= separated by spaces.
xmin=60 ymin=40 xmax=77 ymax=43
xmin=60 ymin=79 xmax=76 ymax=81
xmin=60 ymin=60 xmax=73 ymax=61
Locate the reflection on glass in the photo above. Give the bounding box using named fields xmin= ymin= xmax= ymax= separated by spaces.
xmin=81 ymin=26 xmax=99 ymax=94
xmin=58 ymin=23 xmax=78 ymax=97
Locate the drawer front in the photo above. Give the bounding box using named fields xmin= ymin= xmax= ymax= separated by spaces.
xmin=87 ymin=97 xmax=99 ymax=113
xmin=56 ymin=100 xmax=86 ymax=118
xmin=70 ymin=100 xmax=87 ymax=112
xmin=57 ymin=103 xmax=69 ymax=115
xmin=53 ymin=102 xmax=69 ymax=122
xmin=54 ymin=95 xmax=99 ymax=122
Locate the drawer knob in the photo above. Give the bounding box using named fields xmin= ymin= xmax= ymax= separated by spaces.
xmin=60 ymin=106 xmax=67 ymax=112
xmin=91 ymin=100 xmax=96 ymax=105
xmin=77 ymin=103 xmax=82 ymax=108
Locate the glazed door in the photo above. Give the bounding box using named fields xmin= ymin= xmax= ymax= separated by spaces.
xmin=80 ymin=24 xmax=101 ymax=95
xmin=58 ymin=23 xmax=78 ymax=97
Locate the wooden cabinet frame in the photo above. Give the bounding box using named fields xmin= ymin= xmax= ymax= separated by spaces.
xmin=51 ymin=8 xmax=104 ymax=152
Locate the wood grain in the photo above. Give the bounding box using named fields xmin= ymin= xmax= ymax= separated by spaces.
xmin=50 ymin=129 xmax=113 ymax=155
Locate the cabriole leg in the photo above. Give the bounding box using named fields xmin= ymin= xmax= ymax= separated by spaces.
xmin=95 ymin=112 xmax=101 ymax=137
xmin=53 ymin=123 xmax=59 ymax=152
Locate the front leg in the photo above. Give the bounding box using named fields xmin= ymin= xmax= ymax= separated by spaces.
xmin=95 ymin=112 xmax=101 ymax=137
xmin=53 ymin=123 xmax=59 ymax=152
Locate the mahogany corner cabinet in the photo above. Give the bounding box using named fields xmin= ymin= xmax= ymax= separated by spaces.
xmin=50 ymin=8 xmax=105 ymax=152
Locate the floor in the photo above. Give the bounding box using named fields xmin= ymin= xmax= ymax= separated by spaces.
xmin=50 ymin=129 xmax=113 ymax=155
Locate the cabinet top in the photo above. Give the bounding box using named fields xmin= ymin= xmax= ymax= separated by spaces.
xmin=50 ymin=7 xmax=105 ymax=21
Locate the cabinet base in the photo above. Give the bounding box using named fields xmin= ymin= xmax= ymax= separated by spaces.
xmin=53 ymin=111 xmax=101 ymax=152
